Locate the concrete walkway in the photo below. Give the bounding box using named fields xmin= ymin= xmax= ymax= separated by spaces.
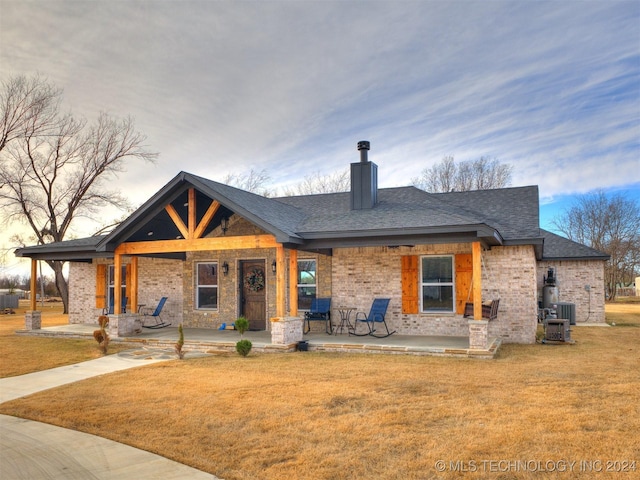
xmin=0 ymin=350 xmax=219 ymax=479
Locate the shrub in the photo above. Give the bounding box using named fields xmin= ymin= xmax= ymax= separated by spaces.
xmin=93 ymin=315 xmax=110 ymax=354
xmin=235 ymin=316 xmax=249 ymax=337
xmin=175 ymin=323 xmax=185 ymax=359
xmin=236 ymin=339 xmax=252 ymax=357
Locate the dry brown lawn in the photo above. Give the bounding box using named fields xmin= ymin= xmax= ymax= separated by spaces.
xmin=0 ymin=302 xmax=638 ymax=479
xmin=606 ymin=297 xmax=640 ymax=326
xmin=0 ymin=300 xmax=131 ymax=377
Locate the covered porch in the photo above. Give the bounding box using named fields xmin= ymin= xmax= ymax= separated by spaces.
xmin=17 ymin=323 xmax=501 ymax=359
xmin=18 ymin=179 xmax=499 ymax=350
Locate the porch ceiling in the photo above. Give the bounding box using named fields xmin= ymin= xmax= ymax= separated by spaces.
xmin=103 ymin=188 xmax=234 ymax=247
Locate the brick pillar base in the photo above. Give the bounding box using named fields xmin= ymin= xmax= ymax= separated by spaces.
xmin=468 ymin=320 xmax=489 ymax=350
xmin=108 ymin=314 xmax=142 ymax=337
xmin=25 ymin=311 xmax=42 ymax=330
xmin=270 ymin=317 xmax=303 ymax=345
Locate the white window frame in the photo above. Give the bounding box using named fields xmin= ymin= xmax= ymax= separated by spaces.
xmin=420 ymin=255 xmax=455 ymax=313
xmin=297 ymin=259 xmax=317 ymax=312
xmin=107 ymin=265 xmax=126 ymax=310
xmin=195 ymin=262 xmax=219 ymax=310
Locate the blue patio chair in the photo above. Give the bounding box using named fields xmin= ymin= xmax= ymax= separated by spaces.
xmin=142 ymin=297 xmax=170 ymax=329
xmin=351 ymin=298 xmax=395 ymax=338
xmin=303 ymin=298 xmax=332 ymax=334
xmin=102 ymin=296 xmax=128 ymax=315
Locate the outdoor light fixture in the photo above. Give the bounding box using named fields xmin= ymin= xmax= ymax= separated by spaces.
xmin=271 ymin=260 xmax=277 ymax=273
xmin=222 ymin=262 xmax=229 ymax=276
xmin=220 ymin=217 xmax=228 ymax=234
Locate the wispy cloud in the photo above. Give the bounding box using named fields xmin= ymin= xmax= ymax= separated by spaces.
xmin=1 ymin=0 xmax=638 ymax=229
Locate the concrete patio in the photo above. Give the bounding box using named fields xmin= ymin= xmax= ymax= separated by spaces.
xmin=17 ymin=324 xmax=500 ymax=358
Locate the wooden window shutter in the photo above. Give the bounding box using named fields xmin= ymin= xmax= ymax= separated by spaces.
xmin=401 ymin=255 xmax=419 ymax=314
xmin=455 ymin=254 xmax=472 ymax=314
xmin=95 ymin=264 xmax=107 ymax=309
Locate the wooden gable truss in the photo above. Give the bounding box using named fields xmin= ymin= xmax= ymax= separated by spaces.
xmin=109 ymin=188 xmax=296 ymax=318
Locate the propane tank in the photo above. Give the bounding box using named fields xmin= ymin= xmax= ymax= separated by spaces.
xmin=542 ymin=267 xmax=558 ymax=308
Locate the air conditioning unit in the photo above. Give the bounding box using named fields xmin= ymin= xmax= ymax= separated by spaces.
xmin=556 ymin=302 xmax=576 ymax=325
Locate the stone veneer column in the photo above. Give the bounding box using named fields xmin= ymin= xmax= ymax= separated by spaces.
xmin=108 ymin=314 xmax=142 ymax=337
xmin=468 ymin=320 xmax=489 ymax=350
xmin=270 ymin=317 xmax=303 ymax=345
xmin=25 ymin=311 xmax=42 ymax=330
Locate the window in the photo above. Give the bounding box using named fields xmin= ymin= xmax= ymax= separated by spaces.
xmin=196 ymin=262 xmax=218 ymax=309
xmin=107 ymin=265 xmax=126 ymax=310
xmin=421 ymin=256 xmax=454 ymax=313
xmin=297 ymin=259 xmax=317 ymax=311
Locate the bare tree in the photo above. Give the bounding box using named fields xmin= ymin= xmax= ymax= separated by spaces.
xmin=552 ymin=190 xmax=640 ymax=300
xmin=281 ymin=169 xmax=350 ymax=196
xmin=0 ymin=273 xmax=22 ymax=293
xmin=223 ymin=168 xmax=272 ymax=196
xmin=412 ymin=156 xmax=512 ymax=192
xmin=0 ymin=75 xmax=157 ymax=313
xmin=0 ymin=75 xmax=61 ymax=155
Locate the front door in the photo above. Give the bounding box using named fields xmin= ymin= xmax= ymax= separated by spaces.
xmin=240 ymin=260 xmax=266 ymax=330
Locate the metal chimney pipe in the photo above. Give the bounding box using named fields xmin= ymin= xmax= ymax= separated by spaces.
xmin=357 ymin=140 xmax=370 ymax=163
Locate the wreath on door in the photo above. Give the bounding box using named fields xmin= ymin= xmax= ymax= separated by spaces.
xmin=244 ymin=268 xmax=265 ymax=292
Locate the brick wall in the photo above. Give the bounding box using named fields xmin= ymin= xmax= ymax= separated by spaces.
xmin=68 ymin=262 xmax=97 ymax=324
xmin=484 ymin=246 xmax=538 ymax=343
xmin=182 ymin=216 xmax=332 ymax=329
xmin=185 ymin=248 xmax=274 ymax=328
xmin=537 ymin=260 xmax=606 ymax=323
xmin=68 ymin=219 xmax=580 ymax=344
xmin=183 ymin=248 xmax=332 ymax=330
xmin=138 ymin=257 xmax=184 ymax=325
xmin=68 ymin=257 xmax=183 ymax=326
xmin=331 ymin=244 xmax=538 ymax=343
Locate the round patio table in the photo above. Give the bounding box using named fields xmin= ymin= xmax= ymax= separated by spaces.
xmin=334 ymin=307 xmax=356 ymax=335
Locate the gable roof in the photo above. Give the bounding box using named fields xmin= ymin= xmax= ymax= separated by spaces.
xmin=13 ymin=170 xmax=605 ymax=262
xmin=97 ymin=172 xmax=307 ymax=252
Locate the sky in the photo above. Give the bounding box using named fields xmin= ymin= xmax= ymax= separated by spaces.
xmin=1 ymin=0 xmax=639 ymax=275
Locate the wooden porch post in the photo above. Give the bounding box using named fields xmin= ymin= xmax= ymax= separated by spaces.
xmin=275 ymin=245 xmax=285 ymax=317
xmin=289 ymin=249 xmax=298 ymax=316
xmin=114 ymin=253 xmax=122 ymax=314
xmin=472 ymin=241 xmax=482 ymax=320
xmin=188 ymin=188 xmax=196 ymax=238
xmin=30 ymin=259 xmax=37 ymax=311
xmin=130 ymin=256 xmax=138 ymax=314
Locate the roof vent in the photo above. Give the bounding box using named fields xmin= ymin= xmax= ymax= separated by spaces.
xmin=357 ymin=140 xmax=370 ymax=163
xmin=351 ymin=140 xmax=378 ymax=210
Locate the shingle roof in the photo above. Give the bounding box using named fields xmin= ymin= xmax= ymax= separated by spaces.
xmin=14 ymin=236 xmax=107 ymax=260
xmin=14 ymin=170 xmax=605 ymax=262
xmin=186 ymin=173 xmax=307 ymax=241
xmin=539 ymin=229 xmax=609 ymax=260
xmin=275 ymin=187 xmax=482 ymax=233
xmin=274 ymin=185 xmax=544 ymax=245
xmin=432 ymin=186 xmax=541 ymax=240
